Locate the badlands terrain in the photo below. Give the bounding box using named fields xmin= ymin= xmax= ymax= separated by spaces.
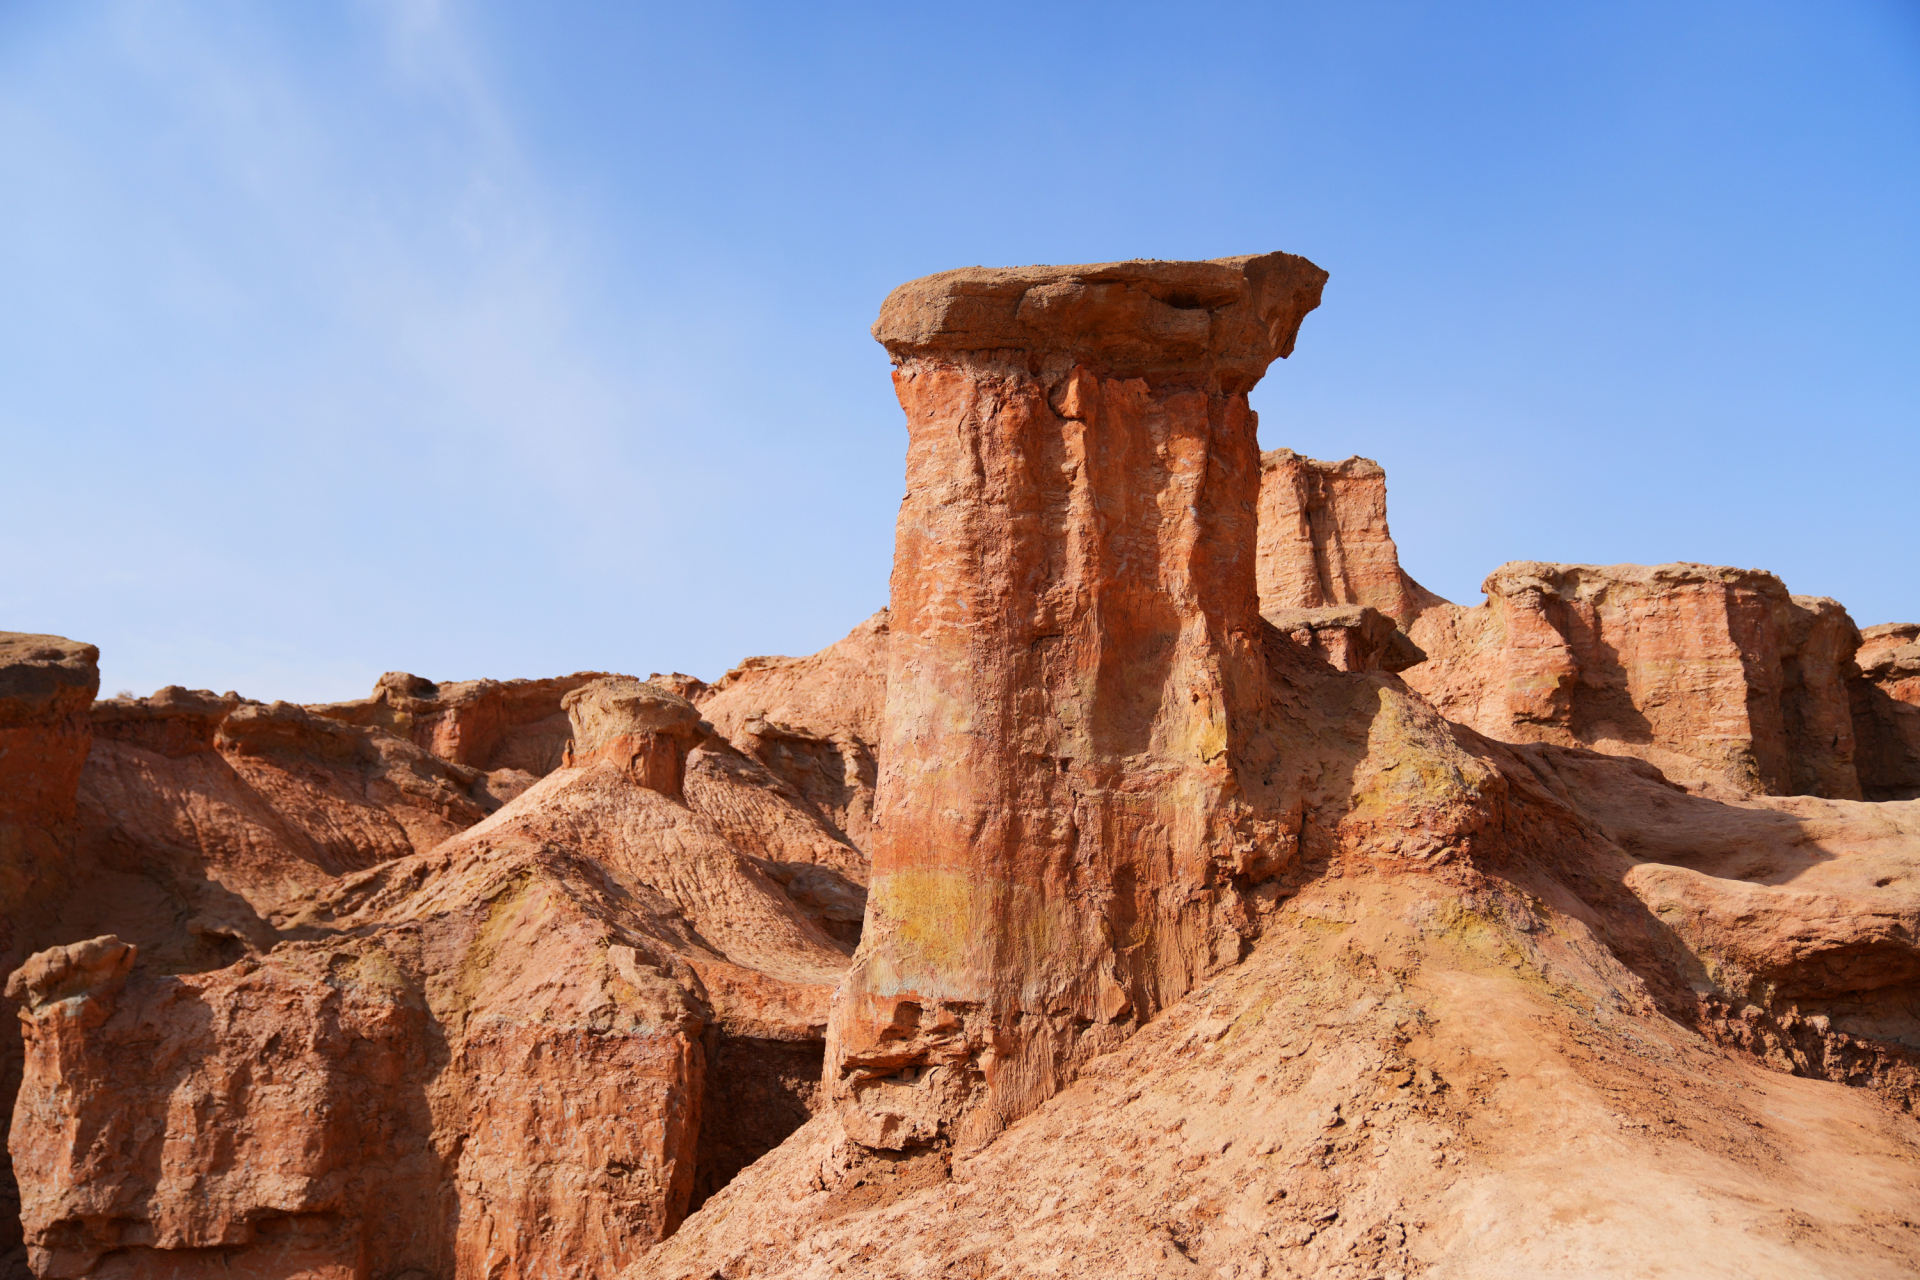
xmin=2 ymin=252 xmax=1917 ymax=1279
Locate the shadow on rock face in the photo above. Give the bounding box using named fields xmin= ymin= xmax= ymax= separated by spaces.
xmin=1457 ymin=735 xmax=1920 ymax=1108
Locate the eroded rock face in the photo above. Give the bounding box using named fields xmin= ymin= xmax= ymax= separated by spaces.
xmin=1403 ymin=562 xmax=1865 ymax=798
xmin=62 ymin=687 xmax=504 ymax=974
xmin=0 ymin=634 xmax=102 ymax=970
xmin=8 ymin=657 xmax=866 ymax=1278
xmin=0 ymin=634 xmax=99 ymax=1271
xmin=0 ymin=636 xmax=99 ymax=838
xmin=637 ymin=663 xmax=1920 ymax=1280
xmin=638 ymin=866 xmax=1920 ymax=1280
xmin=1261 ymin=604 xmax=1426 ymax=674
xmin=1853 ymin=622 xmax=1920 ymax=801
xmin=1255 ymin=450 xmax=1445 ymax=626
xmin=310 ymin=669 xmax=609 ymax=804
xmin=827 ymin=253 xmax=1328 ymax=1150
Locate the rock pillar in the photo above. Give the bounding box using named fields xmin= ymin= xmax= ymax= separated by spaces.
xmin=828 ymin=254 xmax=1327 ymax=1148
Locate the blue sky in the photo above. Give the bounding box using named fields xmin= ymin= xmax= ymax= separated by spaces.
xmin=2 ymin=1 xmax=1916 ymax=701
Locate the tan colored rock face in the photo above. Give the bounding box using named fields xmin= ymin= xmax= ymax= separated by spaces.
xmin=827 ymin=253 xmax=1327 ymax=1150
xmin=1403 ymin=562 xmax=1865 ymax=798
xmin=1255 ymin=450 xmax=1445 ymax=625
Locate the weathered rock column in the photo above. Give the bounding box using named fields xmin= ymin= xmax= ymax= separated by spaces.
xmin=828 ymin=254 xmax=1326 ymax=1148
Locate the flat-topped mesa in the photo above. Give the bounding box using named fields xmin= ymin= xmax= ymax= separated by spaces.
xmin=831 ymin=254 xmax=1326 ymax=1150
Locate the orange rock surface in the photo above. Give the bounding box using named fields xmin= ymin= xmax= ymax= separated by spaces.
xmin=1255 ymin=450 xmax=1445 ymax=625
xmin=1402 ymin=562 xmax=1866 ymax=799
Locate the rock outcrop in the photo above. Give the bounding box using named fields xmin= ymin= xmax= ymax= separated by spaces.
xmin=7 ymin=672 xmax=866 ymax=1278
xmin=1403 ymin=562 xmax=1866 ymax=799
xmin=1261 ymin=604 xmax=1426 ymax=674
xmin=37 ymin=687 xmax=513 ymax=988
xmin=828 ymin=252 xmax=1329 ymax=1151
xmin=1853 ymin=622 xmax=1920 ymax=801
xmin=311 ymin=669 xmax=608 ymax=807
xmin=0 ymin=635 xmax=99 ymax=851
xmin=1255 ymin=449 xmax=1446 ymax=626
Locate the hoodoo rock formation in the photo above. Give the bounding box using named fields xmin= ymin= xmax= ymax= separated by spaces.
xmin=7 ymin=255 xmax=1920 ymax=1279
xmin=829 ymin=253 xmax=1329 ymax=1150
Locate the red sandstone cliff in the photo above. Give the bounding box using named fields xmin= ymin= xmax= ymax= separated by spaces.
xmin=0 ymin=635 xmax=99 ymax=1274
xmin=1853 ymin=622 xmax=1920 ymax=801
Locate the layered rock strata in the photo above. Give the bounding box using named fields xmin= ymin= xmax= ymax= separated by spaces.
xmin=828 ymin=252 xmax=1329 ymax=1149
xmin=1403 ymin=562 xmax=1866 ymax=798
xmin=1254 ymin=449 xmax=1445 ymax=625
